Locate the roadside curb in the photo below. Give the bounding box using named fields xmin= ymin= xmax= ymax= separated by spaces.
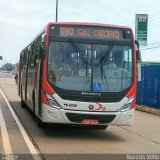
xmin=136 ymin=105 xmax=160 ymax=116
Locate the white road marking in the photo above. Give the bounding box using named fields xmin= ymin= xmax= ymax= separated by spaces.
xmin=0 ymin=107 xmax=13 ymax=155
xmin=0 ymin=89 xmax=41 ymax=160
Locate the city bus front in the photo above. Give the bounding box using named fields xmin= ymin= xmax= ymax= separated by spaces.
xmin=41 ymin=24 xmax=136 ymax=127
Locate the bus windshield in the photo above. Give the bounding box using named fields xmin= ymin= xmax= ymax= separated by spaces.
xmin=48 ymin=41 xmax=133 ymax=93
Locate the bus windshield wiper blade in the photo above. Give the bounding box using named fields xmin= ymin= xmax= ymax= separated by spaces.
xmin=69 ymin=38 xmax=87 ymax=64
xmin=100 ymin=43 xmax=114 ymax=65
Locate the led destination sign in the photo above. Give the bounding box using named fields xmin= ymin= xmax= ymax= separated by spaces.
xmin=60 ymin=27 xmax=120 ymax=39
xmin=50 ymin=26 xmax=131 ymax=40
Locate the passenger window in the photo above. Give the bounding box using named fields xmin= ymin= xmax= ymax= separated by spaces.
xmin=30 ymin=43 xmax=36 ymax=69
xmin=22 ymin=50 xmax=28 ymax=69
xmin=30 ymin=38 xmax=41 ymax=69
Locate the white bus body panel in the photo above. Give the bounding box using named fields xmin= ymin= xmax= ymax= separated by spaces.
xmin=54 ymin=93 xmax=129 ymax=112
xmin=39 ymin=94 xmax=135 ymax=126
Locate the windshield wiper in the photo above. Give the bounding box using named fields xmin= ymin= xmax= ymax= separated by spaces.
xmin=69 ymin=38 xmax=87 ymax=64
xmin=100 ymin=43 xmax=114 ymax=65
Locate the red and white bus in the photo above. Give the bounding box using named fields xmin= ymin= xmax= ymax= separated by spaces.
xmin=18 ymin=22 xmax=141 ymax=128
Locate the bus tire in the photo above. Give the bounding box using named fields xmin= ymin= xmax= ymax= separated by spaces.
xmin=21 ymin=100 xmax=26 ymax=108
xmin=20 ymin=85 xmax=25 ymax=108
xmin=32 ymin=93 xmax=44 ymax=127
xmin=32 ymin=92 xmax=36 ymax=117
xmin=35 ymin=116 xmax=44 ymax=128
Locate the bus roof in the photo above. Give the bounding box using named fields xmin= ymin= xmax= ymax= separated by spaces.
xmin=45 ymin=22 xmax=132 ymax=30
xmin=20 ymin=22 xmax=133 ymax=53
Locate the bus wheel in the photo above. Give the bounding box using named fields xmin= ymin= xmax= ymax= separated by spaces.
xmin=21 ymin=100 xmax=26 ymax=108
xmin=32 ymin=93 xmax=36 ymax=117
xmin=20 ymin=88 xmax=25 ymax=108
xmin=32 ymin=95 xmax=44 ymax=127
xmin=35 ymin=116 xmax=44 ymax=128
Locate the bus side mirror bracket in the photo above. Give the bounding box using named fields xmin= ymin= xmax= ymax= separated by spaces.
xmin=135 ymin=40 xmax=142 ymax=63
xmin=136 ymin=50 xmax=142 ymax=64
xmin=40 ymin=40 xmax=46 ymax=60
xmin=135 ymin=40 xmax=142 ymax=82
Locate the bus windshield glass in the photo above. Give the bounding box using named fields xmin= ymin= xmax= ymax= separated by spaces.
xmin=48 ymin=40 xmax=133 ymax=93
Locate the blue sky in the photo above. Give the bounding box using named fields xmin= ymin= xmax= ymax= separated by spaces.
xmin=0 ymin=0 xmax=160 ymax=66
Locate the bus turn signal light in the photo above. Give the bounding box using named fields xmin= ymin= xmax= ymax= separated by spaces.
xmin=45 ymin=92 xmax=61 ymax=109
xmin=119 ymin=96 xmax=135 ymax=112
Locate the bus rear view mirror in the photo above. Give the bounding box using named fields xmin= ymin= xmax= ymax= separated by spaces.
xmin=0 ymin=56 xmax=2 ymax=60
xmin=40 ymin=46 xmax=46 ymax=60
xmin=136 ymin=50 xmax=142 ymax=63
xmin=135 ymin=40 xmax=142 ymax=63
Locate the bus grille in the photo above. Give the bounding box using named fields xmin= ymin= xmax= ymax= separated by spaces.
xmin=65 ymin=113 xmax=116 ymax=124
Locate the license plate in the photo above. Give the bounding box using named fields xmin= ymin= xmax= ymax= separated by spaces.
xmin=82 ymin=119 xmax=99 ymax=125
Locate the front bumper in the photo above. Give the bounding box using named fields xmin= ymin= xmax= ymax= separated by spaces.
xmin=40 ymin=104 xmax=135 ymax=126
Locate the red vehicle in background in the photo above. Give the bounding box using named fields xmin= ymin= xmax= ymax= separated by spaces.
xmin=18 ymin=22 xmax=141 ymax=128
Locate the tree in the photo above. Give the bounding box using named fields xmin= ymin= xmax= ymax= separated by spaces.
xmin=0 ymin=63 xmax=14 ymax=71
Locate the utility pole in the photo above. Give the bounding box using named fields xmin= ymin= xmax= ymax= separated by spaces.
xmin=56 ymin=0 xmax=58 ymax=22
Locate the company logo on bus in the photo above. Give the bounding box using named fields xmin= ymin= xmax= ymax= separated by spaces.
xmin=82 ymin=92 xmax=101 ymax=96
xmin=89 ymin=103 xmax=106 ymax=112
xmin=89 ymin=105 xmax=94 ymax=110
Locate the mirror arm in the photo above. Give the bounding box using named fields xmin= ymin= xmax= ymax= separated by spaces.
xmin=39 ymin=45 xmax=46 ymax=60
xmin=135 ymin=40 xmax=139 ymax=50
xmin=135 ymin=40 xmax=142 ymax=63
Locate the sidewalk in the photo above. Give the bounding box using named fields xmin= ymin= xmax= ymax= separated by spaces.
xmin=0 ymin=88 xmax=41 ymax=160
xmin=136 ymin=105 xmax=160 ymax=116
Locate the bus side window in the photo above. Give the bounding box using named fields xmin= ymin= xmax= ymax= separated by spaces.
xmin=27 ymin=46 xmax=31 ymax=68
xmin=29 ymin=44 xmax=34 ymax=69
xmin=30 ymin=41 xmax=38 ymax=69
xmin=23 ymin=50 xmax=27 ymax=70
xmin=30 ymin=37 xmax=42 ymax=69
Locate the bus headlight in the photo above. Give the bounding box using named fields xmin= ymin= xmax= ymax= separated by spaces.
xmin=119 ymin=96 xmax=135 ymax=112
xmin=45 ymin=93 xmax=61 ymax=109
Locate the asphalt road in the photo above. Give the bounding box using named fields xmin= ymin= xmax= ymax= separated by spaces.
xmin=0 ymin=72 xmax=160 ymax=160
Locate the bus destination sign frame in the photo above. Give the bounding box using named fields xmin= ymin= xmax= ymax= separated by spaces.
xmin=50 ymin=25 xmax=131 ymax=40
